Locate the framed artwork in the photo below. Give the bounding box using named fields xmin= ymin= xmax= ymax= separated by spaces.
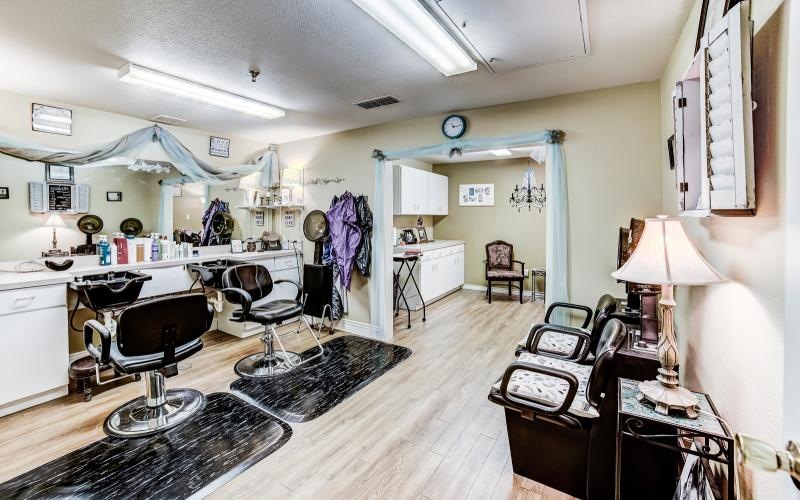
xmin=171 ymin=185 xmax=182 ymax=197
xmin=45 ymin=164 xmax=74 ymax=183
xmin=459 ymin=184 xmax=495 ymax=206
xmin=230 ymin=239 xmax=244 ymax=253
xmin=32 ymin=103 xmax=72 ymax=135
xmin=209 ymin=136 xmax=230 ymax=158
xmin=417 ymin=226 xmax=428 ymax=243
xmin=255 ymin=210 xmax=265 ymax=227
xmin=283 ymin=212 xmax=295 ymax=227
xmin=0 ymin=187 xmax=8 ymax=199
xmin=106 ymin=191 xmax=122 ymax=202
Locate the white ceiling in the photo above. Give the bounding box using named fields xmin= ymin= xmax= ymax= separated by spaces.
xmin=0 ymin=0 xmax=692 ymax=144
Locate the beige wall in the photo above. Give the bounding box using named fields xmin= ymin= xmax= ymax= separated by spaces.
xmin=278 ymin=81 xmax=663 ymax=324
xmin=0 ymin=89 xmax=269 ymax=261
xmin=432 ymin=158 xmax=546 ymax=289
xmin=659 ymin=1 xmax=789 ymax=498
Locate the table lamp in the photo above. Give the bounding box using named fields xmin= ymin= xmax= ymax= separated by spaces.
xmin=43 ymin=213 xmax=68 ymax=256
xmin=612 ymin=215 xmax=725 ymax=418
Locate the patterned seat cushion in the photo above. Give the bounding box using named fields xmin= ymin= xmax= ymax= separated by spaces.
xmin=494 ymin=353 xmax=598 ymax=418
xmin=487 ymin=269 xmax=523 ymax=279
xmin=517 ymin=327 xmax=585 ymax=356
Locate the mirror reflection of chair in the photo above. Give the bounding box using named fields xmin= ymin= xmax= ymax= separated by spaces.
xmin=221 ymin=263 xmax=323 ymax=377
xmin=83 ymin=293 xmax=213 ymax=438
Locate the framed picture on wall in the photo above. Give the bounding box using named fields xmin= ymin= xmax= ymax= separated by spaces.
xmin=209 ymin=136 xmax=230 ymax=158
xmin=106 ymin=191 xmax=122 ymax=202
xmin=459 ymin=184 xmax=495 ymax=206
xmin=0 ymin=187 xmax=8 ymax=199
xmin=45 ymin=164 xmax=74 ymax=183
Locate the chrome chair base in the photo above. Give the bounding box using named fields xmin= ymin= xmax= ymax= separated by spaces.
xmin=104 ymin=387 xmax=205 ymax=438
xmin=235 ymin=351 xmax=302 ymax=378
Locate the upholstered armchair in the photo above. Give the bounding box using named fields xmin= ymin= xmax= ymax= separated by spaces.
xmin=489 ymin=318 xmax=627 ymax=499
xmin=484 ymin=240 xmax=525 ymax=304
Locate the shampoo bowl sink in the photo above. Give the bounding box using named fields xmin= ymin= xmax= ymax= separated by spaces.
xmin=68 ymin=271 xmax=152 ymax=311
xmin=187 ymin=259 xmax=249 ymax=289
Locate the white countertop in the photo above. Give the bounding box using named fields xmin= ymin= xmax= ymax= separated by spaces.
xmin=0 ymin=248 xmax=301 ymax=291
xmin=393 ymin=240 xmax=464 ymax=255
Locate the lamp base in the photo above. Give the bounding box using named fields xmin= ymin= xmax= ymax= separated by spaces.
xmin=637 ymin=379 xmax=699 ymax=419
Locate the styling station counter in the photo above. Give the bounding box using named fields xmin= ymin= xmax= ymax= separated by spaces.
xmin=0 ymin=246 xmax=301 ymax=416
xmin=393 ymin=240 xmax=465 ymax=310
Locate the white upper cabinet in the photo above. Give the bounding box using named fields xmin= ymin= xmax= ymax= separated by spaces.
xmin=393 ymin=164 xmax=449 ymax=215
xmin=673 ymin=1 xmax=754 ymax=216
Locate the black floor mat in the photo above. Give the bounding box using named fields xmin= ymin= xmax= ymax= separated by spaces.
xmin=231 ymin=335 xmax=412 ymax=423
xmin=0 ymin=393 xmax=291 ymax=499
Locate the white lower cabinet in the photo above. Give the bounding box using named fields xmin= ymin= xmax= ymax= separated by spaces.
xmin=396 ymin=244 xmax=464 ymax=310
xmin=0 ymin=285 xmax=69 ymax=416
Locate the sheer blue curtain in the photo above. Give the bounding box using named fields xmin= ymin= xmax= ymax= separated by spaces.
xmin=372 ymin=130 xmax=568 ymax=335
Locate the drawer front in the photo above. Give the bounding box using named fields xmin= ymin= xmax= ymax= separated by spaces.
xmin=137 ymin=266 xmax=195 ymax=298
xmin=433 ymin=248 xmax=447 ymax=259
xmin=0 ymin=284 xmax=66 ymax=316
xmin=248 ymin=257 xmax=276 ymax=271
xmin=274 ymin=255 xmax=299 ymax=271
xmin=451 ymin=244 xmax=465 ymax=254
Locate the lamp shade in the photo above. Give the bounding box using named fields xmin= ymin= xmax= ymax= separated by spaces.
xmin=44 ymin=213 xmax=68 ymax=228
xmin=611 ymin=215 xmax=725 ymax=286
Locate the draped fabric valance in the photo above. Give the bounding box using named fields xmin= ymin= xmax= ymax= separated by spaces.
xmin=0 ymin=125 xmax=278 ymax=187
xmin=371 ymin=129 xmax=569 ymax=334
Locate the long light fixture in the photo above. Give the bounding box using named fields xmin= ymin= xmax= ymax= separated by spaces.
xmin=490 ymin=149 xmax=512 ymax=157
xmin=351 ymin=0 xmax=477 ymax=77
xmin=118 ymin=63 xmax=285 ymax=120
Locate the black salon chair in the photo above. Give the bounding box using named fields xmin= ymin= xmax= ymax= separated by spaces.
xmin=516 ymin=294 xmax=619 ymax=362
xmin=490 ymin=318 xmax=627 ymax=499
xmin=83 ymin=293 xmax=213 ymax=438
xmin=221 ymin=263 xmax=323 ymax=378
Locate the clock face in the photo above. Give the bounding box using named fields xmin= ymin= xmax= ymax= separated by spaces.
xmin=442 ymin=114 xmax=467 ymax=139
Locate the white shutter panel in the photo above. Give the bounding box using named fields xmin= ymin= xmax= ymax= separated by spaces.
xmin=672 ymin=84 xmax=686 ymax=211
xmin=29 ymin=182 xmax=46 ymax=213
xmin=704 ymin=1 xmax=754 ymax=211
xmin=74 ymin=184 xmax=90 ymax=213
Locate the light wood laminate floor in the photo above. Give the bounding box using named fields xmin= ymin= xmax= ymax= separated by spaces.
xmin=0 ymin=290 xmax=574 ymax=499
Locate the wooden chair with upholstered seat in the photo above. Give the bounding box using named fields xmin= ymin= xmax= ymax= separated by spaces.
xmin=484 ymin=240 xmax=525 ymax=304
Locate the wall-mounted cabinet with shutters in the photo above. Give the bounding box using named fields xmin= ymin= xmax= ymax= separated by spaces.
xmin=393 ymin=164 xmax=449 ymax=215
xmin=672 ymin=1 xmax=754 ymax=216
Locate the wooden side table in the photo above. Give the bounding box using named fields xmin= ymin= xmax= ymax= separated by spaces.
xmin=615 ymin=378 xmax=735 ymax=500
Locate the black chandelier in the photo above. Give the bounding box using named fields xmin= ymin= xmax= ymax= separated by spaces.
xmin=509 ymin=163 xmax=546 ymax=212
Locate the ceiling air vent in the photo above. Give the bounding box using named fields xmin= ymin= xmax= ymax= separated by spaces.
xmin=353 ymin=95 xmax=400 ymax=110
xmin=150 ymin=114 xmax=186 ymax=125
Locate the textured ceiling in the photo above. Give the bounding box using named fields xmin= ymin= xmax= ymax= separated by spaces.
xmin=0 ymin=0 xmax=692 ymax=144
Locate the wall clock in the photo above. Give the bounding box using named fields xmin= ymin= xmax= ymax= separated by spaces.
xmin=442 ymin=114 xmax=467 ymax=139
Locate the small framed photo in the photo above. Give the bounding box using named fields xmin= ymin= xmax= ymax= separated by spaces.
xmin=210 ymin=136 xmax=230 ymax=158
xmin=0 ymin=187 xmax=8 ymax=199
xmin=171 ymin=185 xmax=182 ymax=197
xmin=45 ymin=164 xmax=74 ymax=183
xmin=417 ymin=226 xmax=429 ymax=243
xmin=230 ymin=239 xmax=244 ymax=253
xmin=283 ymin=212 xmax=295 ymax=227
xmin=106 ymin=191 xmax=123 ymax=202
xmin=32 ymin=103 xmax=72 ymax=135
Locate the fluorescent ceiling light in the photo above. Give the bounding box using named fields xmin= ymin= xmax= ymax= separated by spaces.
xmin=118 ymin=63 xmax=285 ymax=120
xmin=490 ymin=149 xmax=513 ymax=157
xmin=352 ymin=0 xmax=477 ymax=77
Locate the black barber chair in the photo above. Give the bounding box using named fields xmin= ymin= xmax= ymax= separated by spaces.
xmin=517 ymin=294 xmax=618 ymax=362
xmin=221 ymin=263 xmax=323 ymax=377
xmin=490 ymin=318 xmax=627 ymax=499
xmin=83 ymin=293 xmax=213 ymax=438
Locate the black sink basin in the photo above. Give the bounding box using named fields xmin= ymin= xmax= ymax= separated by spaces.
xmin=188 ymin=259 xmax=248 ymax=289
xmin=68 ymin=271 xmax=152 ymax=311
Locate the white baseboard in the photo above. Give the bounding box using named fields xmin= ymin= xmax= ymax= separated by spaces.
xmin=338 ymin=319 xmax=382 ymax=339
xmin=462 ymin=283 xmax=543 ymax=299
